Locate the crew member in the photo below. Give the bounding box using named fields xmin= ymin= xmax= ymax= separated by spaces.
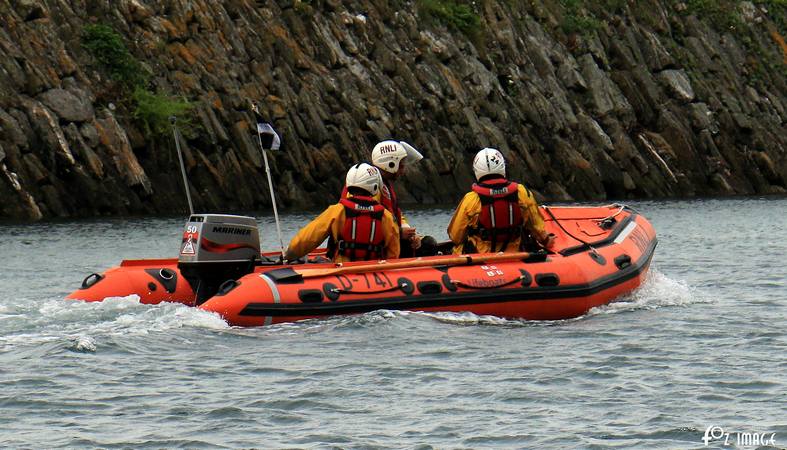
xmin=341 ymin=140 xmax=436 ymax=257
xmin=448 ymin=148 xmax=555 ymax=254
xmin=286 ymin=163 xmax=400 ymax=263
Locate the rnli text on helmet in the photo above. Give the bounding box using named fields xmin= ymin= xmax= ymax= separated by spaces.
xmin=379 ymin=144 xmax=398 ymax=154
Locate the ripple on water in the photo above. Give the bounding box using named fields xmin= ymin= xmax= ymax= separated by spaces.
xmin=696 ymin=393 xmax=736 ymax=402
xmin=204 ymin=406 xmax=246 ymax=420
xmin=290 ymin=433 xmax=354 ymax=445
xmin=714 ymin=380 xmax=781 ymax=390
xmin=463 ymin=433 xmax=537 ymax=446
xmin=249 ymin=398 xmax=339 ymax=412
xmin=75 ymin=438 xmax=231 ymax=449
xmin=588 ymin=426 xmax=701 ymax=449
xmin=267 ymin=411 xmax=305 ymax=425
xmin=419 ymin=310 xmax=528 ymax=326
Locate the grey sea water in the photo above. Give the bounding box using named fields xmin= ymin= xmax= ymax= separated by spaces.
xmin=0 ymin=198 xmax=785 ymax=449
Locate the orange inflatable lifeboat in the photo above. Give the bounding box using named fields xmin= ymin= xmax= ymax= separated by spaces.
xmin=67 ymin=205 xmax=657 ymax=326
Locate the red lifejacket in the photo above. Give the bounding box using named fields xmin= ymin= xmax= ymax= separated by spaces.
xmin=340 ymin=180 xmax=402 ymax=228
xmin=469 ymin=178 xmax=524 ymax=252
xmin=331 ymin=196 xmax=387 ymax=261
xmin=379 ymin=179 xmax=403 ymax=228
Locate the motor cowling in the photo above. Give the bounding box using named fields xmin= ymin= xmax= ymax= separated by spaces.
xmin=178 ymin=214 xmax=261 ymax=304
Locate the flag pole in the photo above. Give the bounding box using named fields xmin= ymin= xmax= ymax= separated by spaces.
xmin=251 ymin=102 xmax=285 ymax=261
xmin=169 ymin=116 xmax=194 ymax=215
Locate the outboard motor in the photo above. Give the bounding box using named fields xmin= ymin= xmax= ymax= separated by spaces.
xmin=178 ymin=214 xmax=261 ymax=305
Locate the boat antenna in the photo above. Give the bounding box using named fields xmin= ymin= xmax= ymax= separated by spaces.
xmin=169 ymin=116 xmax=194 ymax=215
xmin=250 ymin=101 xmax=285 ymax=261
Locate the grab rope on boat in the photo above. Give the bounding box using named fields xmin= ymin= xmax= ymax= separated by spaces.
xmin=543 ymin=205 xmax=599 ymax=256
xmin=597 ymin=203 xmax=626 ymax=224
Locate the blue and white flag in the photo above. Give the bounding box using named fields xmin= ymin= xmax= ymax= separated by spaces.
xmin=256 ymin=121 xmax=281 ymax=151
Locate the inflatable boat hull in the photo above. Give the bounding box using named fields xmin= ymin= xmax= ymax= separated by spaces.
xmin=68 ymin=205 xmax=657 ymax=326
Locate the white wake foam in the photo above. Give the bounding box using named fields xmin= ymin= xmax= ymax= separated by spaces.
xmin=69 ymin=335 xmax=97 ymax=352
xmin=82 ymin=298 xmax=230 ymax=335
xmin=413 ymin=310 xmax=520 ymax=326
xmin=0 ymin=296 xmax=229 ymax=352
xmin=585 ymin=268 xmax=708 ymax=317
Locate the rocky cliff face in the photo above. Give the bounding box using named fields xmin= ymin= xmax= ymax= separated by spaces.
xmin=1 ymin=0 xmax=785 ymax=221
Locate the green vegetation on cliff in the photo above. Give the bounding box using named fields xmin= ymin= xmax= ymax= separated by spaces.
xmin=417 ymin=0 xmax=482 ymax=41
xmin=131 ymin=88 xmax=193 ymax=136
xmin=82 ymin=24 xmax=147 ymax=89
xmin=82 ymin=24 xmax=193 ymax=137
xmin=559 ymin=0 xmax=603 ymax=35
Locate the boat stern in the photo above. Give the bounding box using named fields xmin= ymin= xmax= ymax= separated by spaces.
xmin=66 ymin=260 xmax=196 ymax=305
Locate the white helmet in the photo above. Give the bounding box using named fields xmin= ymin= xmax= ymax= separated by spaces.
xmin=473 ymin=147 xmax=506 ymax=180
xmin=371 ymin=140 xmax=423 ymax=174
xmin=345 ymin=163 xmax=382 ymax=196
